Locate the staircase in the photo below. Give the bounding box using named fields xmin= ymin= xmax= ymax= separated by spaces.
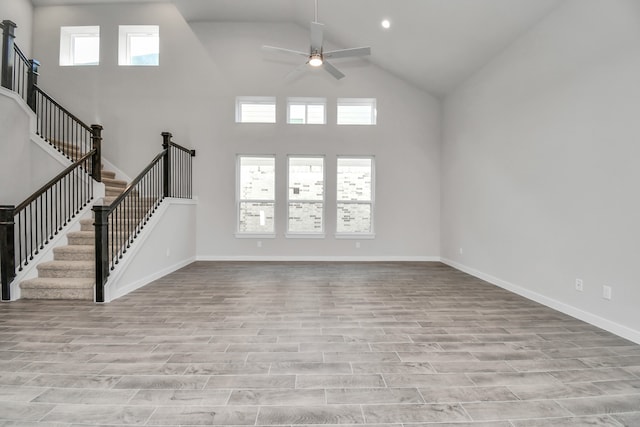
xmin=20 ymin=168 xmax=128 ymax=300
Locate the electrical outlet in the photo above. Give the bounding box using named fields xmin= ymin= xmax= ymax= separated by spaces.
xmin=575 ymin=279 xmax=583 ymax=292
xmin=603 ymin=285 xmax=612 ymax=300
xmin=459 ymin=248 xmax=463 ymax=255
xmin=166 ymin=248 xmax=170 ymax=257
xmin=355 ymin=242 xmax=361 ymax=249
xmin=257 ymin=241 xmax=262 ymax=248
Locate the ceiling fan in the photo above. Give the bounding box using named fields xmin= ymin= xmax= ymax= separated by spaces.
xmin=262 ymin=0 xmax=371 ymax=80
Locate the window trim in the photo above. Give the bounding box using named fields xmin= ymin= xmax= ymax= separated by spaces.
xmin=286 ymin=97 xmax=327 ymax=125
xmin=59 ymin=26 xmax=100 ymax=66
xmin=235 ymin=154 xmax=277 ymax=237
xmin=118 ymin=25 xmax=160 ymax=66
xmin=286 ymin=155 xmax=326 ymax=238
xmin=235 ymin=96 xmax=277 ymax=123
xmin=337 ymin=98 xmax=377 ymax=125
xmin=335 ymin=156 xmax=376 ymax=238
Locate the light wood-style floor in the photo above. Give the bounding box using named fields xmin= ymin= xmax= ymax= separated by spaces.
xmin=1 ymin=261 xmax=639 ymax=426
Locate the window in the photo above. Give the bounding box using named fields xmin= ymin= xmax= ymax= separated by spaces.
xmin=236 ymin=97 xmax=277 ymax=123
xmin=119 ymin=25 xmax=159 ymax=66
xmin=287 ymin=97 xmax=326 ymax=124
xmin=336 ymin=157 xmax=374 ymax=235
xmin=237 ymin=156 xmax=276 ymax=235
xmin=337 ymin=98 xmax=377 ymax=125
xmin=59 ymin=26 xmax=100 ymax=66
xmin=287 ymin=156 xmax=325 ymax=236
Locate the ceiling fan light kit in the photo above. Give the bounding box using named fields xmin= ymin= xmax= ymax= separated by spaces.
xmin=262 ymin=0 xmax=371 ymax=80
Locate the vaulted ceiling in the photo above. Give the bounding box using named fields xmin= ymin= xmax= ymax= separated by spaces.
xmin=31 ymin=0 xmax=563 ymax=96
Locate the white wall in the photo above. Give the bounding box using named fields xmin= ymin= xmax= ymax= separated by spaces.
xmin=105 ymin=199 xmax=197 ymax=302
xmin=0 ymin=0 xmax=33 ymax=57
xmin=442 ymin=0 xmax=640 ymax=341
xmin=0 ymin=89 xmax=64 ymax=205
xmin=32 ymin=4 xmax=441 ymax=260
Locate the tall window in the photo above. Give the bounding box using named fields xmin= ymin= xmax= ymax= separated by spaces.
xmin=337 ymin=98 xmax=377 ymax=125
xmin=236 ymin=97 xmax=277 ymax=123
xmin=336 ymin=157 xmax=374 ymax=235
xmin=287 ymin=97 xmax=326 ymax=124
xmin=118 ymin=25 xmax=159 ymax=66
xmin=237 ymin=156 xmax=276 ymax=235
xmin=287 ymin=156 xmax=325 ymax=236
xmin=59 ymin=26 xmax=100 ymax=66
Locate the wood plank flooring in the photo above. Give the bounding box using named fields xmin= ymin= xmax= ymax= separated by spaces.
xmin=1 ymin=261 xmax=639 ymax=426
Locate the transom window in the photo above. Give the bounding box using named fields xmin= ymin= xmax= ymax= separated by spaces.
xmin=287 ymin=156 xmax=325 ymax=236
xmin=59 ymin=26 xmax=100 ymax=66
xmin=237 ymin=156 xmax=276 ymax=235
xmin=287 ymin=97 xmax=326 ymax=124
xmin=337 ymin=98 xmax=377 ymax=125
xmin=236 ymin=97 xmax=277 ymax=123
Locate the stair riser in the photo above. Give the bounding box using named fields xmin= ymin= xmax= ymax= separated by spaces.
xmin=68 ymin=236 xmax=94 ymax=246
xmin=37 ymin=266 xmax=94 ymax=278
xmin=54 ymin=251 xmax=94 ymax=261
xmin=22 ymin=288 xmax=93 ymax=300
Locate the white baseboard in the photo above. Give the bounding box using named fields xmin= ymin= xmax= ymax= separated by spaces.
xmin=441 ymin=258 xmax=640 ymax=345
xmin=196 ymin=255 xmax=440 ymax=262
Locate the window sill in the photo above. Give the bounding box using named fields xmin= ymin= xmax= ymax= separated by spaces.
xmin=335 ymin=233 xmax=376 ymax=239
xmin=285 ymin=233 xmax=326 ymax=239
xmin=235 ymin=233 xmax=276 ymax=239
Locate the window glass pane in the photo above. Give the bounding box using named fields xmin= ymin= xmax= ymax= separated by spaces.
xmin=288 ymin=202 xmax=323 ymax=233
xmin=337 ymin=203 xmax=372 ymax=233
xmin=72 ymin=35 xmax=99 ymax=65
xmin=337 ymin=158 xmax=372 ymax=201
xmin=307 ymin=104 xmax=325 ymax=124
xmin=128 ymin=34 xmax=159 ymax=65
xmin=288 ymin=157 xmax=324 ymax=201
xmin=240 ymin=157 xmax=275 ymax=200
xmin=289 ymin=104 xmax=306 ymax=124
xmin=337 ymin=105 xmax=372 ymax=125
xmin=239 ymin=202 xmax=274 ymax=233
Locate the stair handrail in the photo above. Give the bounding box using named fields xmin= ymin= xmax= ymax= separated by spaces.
xmin=93 ymin=132 xmax=195 ymax=302
xmin=0 ymin=150 xmax=97 ymax=300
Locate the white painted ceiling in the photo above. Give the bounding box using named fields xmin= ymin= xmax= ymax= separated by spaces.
xmin=31 ymin=0 xmax=564 ymax=96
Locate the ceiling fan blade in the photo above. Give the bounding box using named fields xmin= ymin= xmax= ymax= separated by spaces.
xmin=310 ymin=21 xmax=324 ymax=52
xmin=285 ymin=62 xmax=310 ymax=80
xmin=262 ymin=45 xmax=309 ymax=57
xmin=323 ymin=46 xmax=371 ymax=59
xmin=322 ymin=61 xmax=345 ymax=80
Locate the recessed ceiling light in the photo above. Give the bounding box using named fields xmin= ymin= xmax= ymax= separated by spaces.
xmin=381 ymin=19 xmax=391 ymax=29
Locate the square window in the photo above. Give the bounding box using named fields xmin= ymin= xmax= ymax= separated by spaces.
xmin=60 ymin=26 xmax=100 ymax=66
xmin=337 ymin=98 xmax=377 ymax=125
xmin=119 ymin=25 xmax=159 ymax=66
